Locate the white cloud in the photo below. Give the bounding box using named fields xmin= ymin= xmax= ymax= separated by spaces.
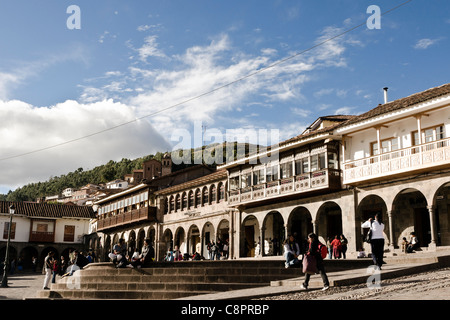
xmin=137 ymin=35 xmax=167 ymax=61
xmin=414 ymin=38 xmax=440 ymax=50
xmin=0 ymin=99 xmax=170 ymax=190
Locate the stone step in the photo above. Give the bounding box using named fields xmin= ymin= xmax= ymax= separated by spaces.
xmin=50 ymin=281 xmax=267 ymax=292
xmin=38 ymin=288 xmax=216 ymax=300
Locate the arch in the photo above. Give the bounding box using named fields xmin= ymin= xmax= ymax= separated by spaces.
xmin=202 ymin=186 xmax=208 ymax=206
xmin=202 ymin=221 xmax=215 ymax=259
xmin=241 ymin=215 xmax=260 ymax=257
xmin=128 ymin=230 xmax=136 ymax=256
xmin=357 ymin=194 xmax=388 ymax=250
xmin=262 ymin=211 xmax=285 ymax=256
xmin=147 ymin=227 xmax=156 ymax=247
xmin=188 ymin=190 xmax=194 ymax=209
xmin=19 ymin=246 xmax=39 ymax=270
xmin=316 ymin=201 xmax=343 ymax=245
xmin=169 ymin=195 xmax=174 ymax=213
xmin=0 ymin=245 xmax=18 ymax=269
xmin=195 ymin=188 xmax=201 ymax=207
xmin=218 ymin=182 xmax=225 ymax=202
xmin=174 ymin=227 xmax=186 ymax=254
xmin=432 ymin=181 xmax=450 ymax=246
xmin=287 ymin=206 xmax=313 ymax=253
xmin=175 ymin=194 xmax=181 ymax=212
xmin=392 ymin=188 xmax=429 ymax=247
xmin=187 ymin=224 xmax=201 ymax=256
xmin=40 ymin=246 xmax=59 ymax=266
xmin=162 ymin=228 xmax=173 ymax=254
xmin=137 ymin=228 xmax=146 ymax=252
xmin=182 ymin=192 xmax=188 ymax=210
xmin=104 ymin=235 xmax=111 ymax=261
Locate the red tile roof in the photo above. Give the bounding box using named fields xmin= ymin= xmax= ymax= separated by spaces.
xmin=0 ymin=201 xmax=95 ymax=219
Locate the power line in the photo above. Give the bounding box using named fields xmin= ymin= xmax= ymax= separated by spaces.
xmin=0 ymin=0 xmax=413 ymax=162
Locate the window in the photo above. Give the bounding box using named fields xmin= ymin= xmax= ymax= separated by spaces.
xmin=188 ymin=191 xmax=194 ymax=209
xmin=210 ymin=185 xmax=217 ymax=203
xmin=266 ymin=164 xmax=279 ymax=182
xmin=195 ymin=189 xmax=201 ymax=207
xmin=327 ymin=152 xmax=338 ymax=169
xmin=241 ymin=173 xmax=251 ymax=188
xmin=64 ymin=225 xmax=75 ymax=242
xmin=164 ymin=198 xmax=168 ymax=215
xmin=229 ymin=176 xmax=239 ymax=190
xmin=3 ymin=222 xmax=16 ymax=240
xmin=412 ymin=124 xmax=445 ymax=146
xmin=182 ymin=192 xmax=187 ymax=210
xmin=252 ymin=168 xmax=265 ymax=185
xmin=280 ymin=162 xmax=293 ymax=179
xmin=202 ymin=187 xmax=209 ymax=205
xmin=371 ymin=137 xmax=399 ymax=155
xmin=175 ymin=194 xmax=181 ymax=211
xmin=218 ymin=183 xmax=225 ymax=201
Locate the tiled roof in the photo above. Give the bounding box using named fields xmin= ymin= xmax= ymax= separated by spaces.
xmin=0 ymin=201 xmax=95 ymax=219
xmin=342 ymin=83 xmax=450 ymax=127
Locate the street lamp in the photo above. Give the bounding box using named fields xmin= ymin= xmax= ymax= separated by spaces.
xmin=1 ymin=204 xmax=15 ymax=288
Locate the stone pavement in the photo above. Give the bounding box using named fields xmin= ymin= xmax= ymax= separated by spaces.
xmin=1 ymin=248 xmax=449 ymax=300
xmin=0 ymin=271 xmax=45 ymax=300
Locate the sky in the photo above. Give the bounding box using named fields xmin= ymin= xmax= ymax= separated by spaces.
xmin=0 ymin=0 xmax=449 ymax=194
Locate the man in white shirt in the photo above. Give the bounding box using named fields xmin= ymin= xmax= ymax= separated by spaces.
xmin=361 ymin=213 xmax=385 ymax=269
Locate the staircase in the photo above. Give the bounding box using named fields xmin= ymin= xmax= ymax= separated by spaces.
xmin=36 ymin=258 xmax=373 ymax=300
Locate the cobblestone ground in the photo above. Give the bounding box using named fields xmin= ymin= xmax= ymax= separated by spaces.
xmin=257 ymin=267 xmax=450 ymax=300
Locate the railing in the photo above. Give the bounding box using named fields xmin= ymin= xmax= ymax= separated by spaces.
xmin=344 ymin=137 xmax=450 ymax=184
xmin=97 ymin=206 xmax=157 ymax=231
xmin=228 ymin=168 xmax=340 ymax=205
xmin=29 ymin=232 xmax=54 ymax=243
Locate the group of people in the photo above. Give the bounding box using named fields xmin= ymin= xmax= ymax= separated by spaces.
xmin=42 ymin=249 xmax=91 ymax=290
xmin=109 ymin=238 xmax=155 ymax=269
xmin=207 ymin=238 xmax=229 ymax=260
xmin=402 ymin=232 xmax=420 ymax=253
xmin=327 ymin=235 xmax=348 ymax=259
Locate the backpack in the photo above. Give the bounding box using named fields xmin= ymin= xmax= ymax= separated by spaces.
xmin=318 ymin=242 xmax=328 ymax=259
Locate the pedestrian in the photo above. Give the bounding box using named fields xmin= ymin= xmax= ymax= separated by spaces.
xmin=361 ymin=213 xmax=385 ymax=270
xmin=32 ymin=256 xmax=38 ymax=273
xmin=340 ymin=234 xmax=348 ymax=259
xmin=43 ymin=251 xmax=55 ymax=290
xmin=222 ymin=239 xmax=229 ymax=259
xmin=283 ymin=234 xmax=301 ymax=268
xmin=301 ymin=233 xmax=330 ymax=291
xmin=173 ymin=245 xmax=182 ymax=261
xmin=59 ymin=256 xmax=68 ymax=276
xmin=326 ymin=237 xmax=333 ymax=259
xmin=51 ymin=258 xmax=59 ymax=283
xmin=331 ymin=235 xmax=341 ymax=259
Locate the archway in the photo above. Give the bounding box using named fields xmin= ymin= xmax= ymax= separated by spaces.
xmin=162 ymin=229 xmax=173 ymax=254
xmin=262 ymin=211 xmax=285 ymax=256
xmin=104 ymin=235 xmax=111 ymax=262
xmin=128 ymin=230 xmax=136 ymax=257
xmin=175 ymin=227 xmax=186 ymax=253
xmin=241 ymin=215 xmax=259 ymax=257
xmin=433 ymin=182 xmax=450 ymax=246
xmin=19 ymin=246 xmax=39 ymax=270
xmin=137 ymin=228 xmax=146 ymax=252
xmin=317 ymin=201 xmax=343 ymax=244
xmin=187 ymin=225 xmax=200 ymax=256
xmin=357 ymin=195 xmax=388 ymax=249
xmin=288 ymin=206 xmax=313 ymax=254
xmin=393 ymin=188 xmax=430 ymax=247
xmin=202 ymin=222 xmax=215 ymax=259
xmin=0 ymin=245 xmax=17 ymax=270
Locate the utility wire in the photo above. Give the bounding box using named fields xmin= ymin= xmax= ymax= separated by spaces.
xmin=0 ymin=0 xmax=413 ymax=162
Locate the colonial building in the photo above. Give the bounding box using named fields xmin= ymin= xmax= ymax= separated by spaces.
xmin=90 ymin=82 xmax=450 ymax=261
xmin=337 ymin=83 xmax=450 ymax=252
xmin=0 ymin=201 xmax=95 ymax=269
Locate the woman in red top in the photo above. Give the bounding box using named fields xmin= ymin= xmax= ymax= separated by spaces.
xmin=330 ymin=235 xmax=342 ymax=259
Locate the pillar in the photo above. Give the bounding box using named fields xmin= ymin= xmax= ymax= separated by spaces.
xmin=387 ymin=210 xmax=395 ymax=252
xmin=428 ymin=205 xmax=437 ymax=250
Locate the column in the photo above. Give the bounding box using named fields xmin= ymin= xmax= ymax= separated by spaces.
xmin=387 ymin=210 xmax=395 ymax=252
xmin=428 ymin=205 xmax=437 ymax=250
xmin=260 ymin=227 xmax=265 ymax=257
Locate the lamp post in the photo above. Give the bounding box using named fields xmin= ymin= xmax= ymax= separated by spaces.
xmin=1 ymin=204 xmax=15 ymax=288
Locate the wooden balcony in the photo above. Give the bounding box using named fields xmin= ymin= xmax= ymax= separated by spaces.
xmin=97 ymin=206 xmax=157 ymax=231
xmin=29 ymin=231 xmax=55 ymax=243
xmin=343 ymin=137 xmax=450 ymax=185
xmin=228 ymin=168 xmax=341 ymax=206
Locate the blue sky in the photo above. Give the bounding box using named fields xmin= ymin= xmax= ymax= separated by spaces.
xmin=0 ymin=0 xmax=449 ymax=194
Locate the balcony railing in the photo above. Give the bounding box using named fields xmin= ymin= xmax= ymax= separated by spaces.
xmin=344 ymin=137 xmax=450 ymax=184
xmin=29 ymin=231 xmax=55 ymax=243
xmin=228 ymin=168 xmax=341 ymax=205
xmin=97 ymin=206 xmax=156 ymax=231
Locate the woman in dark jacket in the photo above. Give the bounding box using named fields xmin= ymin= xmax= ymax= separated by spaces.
xmin=301 ymin=233 xmax=330 ymax=291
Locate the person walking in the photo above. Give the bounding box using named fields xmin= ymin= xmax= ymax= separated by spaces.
xmin=301 ymin=233 xmax=329 ymax=291
xmin=330 ymin=235 xmax=341 ymax=259
xmin=362 ymin=213 xmax=385 ymax=269
xmin=51 ymin=258 xmax=59 ymax=284
xmin=43 ymin=251 xmax=55 ymax=290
